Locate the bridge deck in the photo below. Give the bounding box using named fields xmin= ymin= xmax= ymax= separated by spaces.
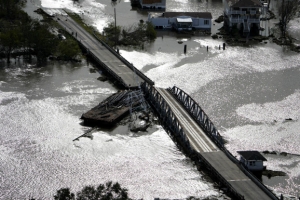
xmin=201 ymin=151 xmax=271 ymax=200
xmin=156 ymin=88 xmax=272 ymax=200
xmin=156 ymin=88 xmax=219 ymax=152
xmin=54 ymin=9 xmax=142 ymax=88
xmin=49 ymin=9 xmax=274 ymax=199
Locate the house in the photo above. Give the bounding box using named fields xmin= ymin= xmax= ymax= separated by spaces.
xmin=223 ymin=0 xmax=263 ymax=34
xmin=148 ymin=12 xmax=212 ymax=31
xmin=131 ymin=0 xmax=166 ymax=10
xmin=237 ymin=151 xmax=267 ymax=171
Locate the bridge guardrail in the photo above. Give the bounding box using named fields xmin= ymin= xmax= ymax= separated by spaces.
xmin=169 ymin=86 xmax=279 ymax=200
xmin=141 ymin=83 xmax=245 ymax=199
xmin=93 ymin=33 xmax=155 ymax=86
xmin=223 ymin=148 xmax=279 ymax=200
xmin=141 ymin=82 xmax=192 ymax=153
xmin=168 ymin=86 xmax=224 ymax=149
xmin=59 ymin=22 xmax=129 ymax=88
xmin=195 ymin=152 xmax=245 ymax=199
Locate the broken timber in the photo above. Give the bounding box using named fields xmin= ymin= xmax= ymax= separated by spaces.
xmin=81 ymin=90 xmax=145 ymax=127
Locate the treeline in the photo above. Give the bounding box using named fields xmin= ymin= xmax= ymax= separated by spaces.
xmin=103 ymin=20 xmax=157 ymax=48
xmin=29 ymin=181 xmax=131 ymax=200
xmin=0 ymin=0 xmax=81 ymax=65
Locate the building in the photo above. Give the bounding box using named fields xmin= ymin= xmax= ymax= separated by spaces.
xmin=237 ymin=151 xmax=267 ymax=171
xmin=148 ymin=12 xmax=212 ymax=31
xmin=131 ymin=0 xmax=166 ymax=10
xmin=223 ymin=0 xmax=263 ymax=34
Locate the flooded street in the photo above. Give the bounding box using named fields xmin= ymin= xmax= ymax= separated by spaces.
xmin=0 ymin=0 xmax=299 ymax=199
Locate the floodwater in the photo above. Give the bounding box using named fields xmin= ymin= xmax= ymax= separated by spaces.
xmin=1 ymin=0 xmax=300 ymax=199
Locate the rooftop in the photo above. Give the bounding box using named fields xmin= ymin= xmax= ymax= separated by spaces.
xmin=227 ymin=0 xmax=262 ymax=7
xmin=237 ymin=151 xmax=267 ymax=161
xmin=164 ymin=12 xmax=212 ymax=19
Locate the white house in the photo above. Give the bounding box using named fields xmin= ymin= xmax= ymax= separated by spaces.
xmin=223 ymin=0 xmax=262 ymax=34
xmin=237 ymin=151 xmax=267 ymax=171
xmin=137 ymin=0 xmax=166 ymax=10
xmin=148 ymin=12 xmax=212 ymax=31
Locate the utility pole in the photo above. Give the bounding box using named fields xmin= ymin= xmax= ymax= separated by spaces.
xmin=114 ymin=7 xmax=117 ymax=47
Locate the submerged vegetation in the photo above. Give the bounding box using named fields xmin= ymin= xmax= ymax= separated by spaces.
xmin=0 ymin=1 xmax=81 ymax=66
xmin=0 ymin=0 xmax=157 ymax=66
xmin=102 ymin=20 xmax=157 ymax=47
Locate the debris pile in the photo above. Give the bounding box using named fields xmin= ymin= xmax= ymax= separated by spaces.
xmin=81 ymin=90 xmax=147 ymax=127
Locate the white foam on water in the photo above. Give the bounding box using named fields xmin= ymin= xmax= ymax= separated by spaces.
xmin=120 ymin=50 xmax=184 ymax=71
xmin=263 ymin=156 xmax=300 ymax=197
xmin=0 ymin=91 xmax=26 ymax=105
xmin=58 ymin=79 xmax=115 ymax=95
xmin=237 ymin=90 xmax=300 ymax=123
xmin=288 ymin=17 xmax=300 ymax=41
xmin=41 ymin=0 xmax=109 ymax=32
xmin=0 ymin=80 xmax=219 ymax=200
xmin=0 ymin=93 xmax=219 ymax=199
xmin=221 ymin=90 xmax=300 ymax=196
xmin=222 ymin=90 xmax=300 ymax=154
xmin=120 ymin=41 xmax=300 ymax=95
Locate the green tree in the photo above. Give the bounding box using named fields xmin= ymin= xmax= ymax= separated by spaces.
xmin=0 ymin=22 xmax=21 ymax=63
xmin=0 ymin=0 xmax=24 ymax=20
xmin=145 ymin=22 xmax=156 ymax=41
xmin=56 ymin=39 xmax=81 ymax=60
xmin=54 ymin=188 xmax=75 ymax=200
xmin=54 ymin=181 xmax=130 ymax=200
xmin=103 ymin=22 xmax=121 ymax=46
xmin=30 ymin=22 xmax=59 ymax=65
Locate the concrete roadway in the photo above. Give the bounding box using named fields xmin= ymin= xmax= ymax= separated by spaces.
xmin=156 ymin=88 xmax=272 ymax=200
xmin=54 ymin=9 xmax=142 ymax=88
xmin=156 ymin=87 xmax=219 ymax=153
xmin=51 ymin=9 xmax=273 ymax=199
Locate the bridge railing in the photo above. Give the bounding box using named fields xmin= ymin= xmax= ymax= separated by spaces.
xmin=195 ymin=152 xmax=245 ymax=199
xmin=141 ymin=82 xmax=192 ymax=154
xmin=168 ymin=86 xmax=224 ymax=149
xmin=60 ymin=22 xmax=129 ymax=88
xmin=141 ymin=83 xmax=245 ymax=199
xmin=88 ymin=49 xmax=128 ymax=88
xmin=223 ymin=148 xmax=279 ymax=200
xmin=93 ymin=33 xmax=155 ymax=86
xmin=169 ymin=86 xmax=279 ymax=200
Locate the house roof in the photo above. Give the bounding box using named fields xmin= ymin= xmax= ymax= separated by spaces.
xmin=237 ymin=151 xmax=267 ymax=161
xmin=163 ymin=12 xmax=213 ymax=19
xmin=142 ymin=0 xmax=163 ymax=4
xmin=227 ymin=0 xmax=262 ymax=8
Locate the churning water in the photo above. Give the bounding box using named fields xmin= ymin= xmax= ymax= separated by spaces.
xmin=0 ymin=62 xmax=220 ymax=199
xmin=2 ymin=0 xmax=300 ymax=199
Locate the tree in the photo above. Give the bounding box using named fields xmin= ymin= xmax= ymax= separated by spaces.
xmin=103 ymin=22 xmax=121 ymax=46
xmin=278 ymin=0 xmax=299 ymax=38
xmin=54 ymin=188 xmax=75 ymax=200
xmin=0 ymin=0 xmax=25 ymax=20
xmin=0 ymin=22 xmax=21 ymax=63
xmin=54 ymin=181 xmax=130 ymax=200
xmin=56 ymin=40 xmax=81 ymax=60
xmin=30 ymin=22 xmax=59 ymax=65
